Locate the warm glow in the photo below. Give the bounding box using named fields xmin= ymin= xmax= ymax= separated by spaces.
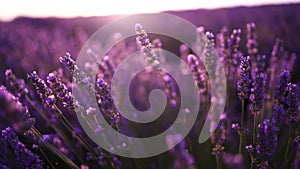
xmin=0 ymin=0 xmax=298 ymax=21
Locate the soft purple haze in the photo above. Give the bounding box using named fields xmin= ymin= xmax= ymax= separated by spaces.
xmin=0 ymin=0 xmax=299 ymax=21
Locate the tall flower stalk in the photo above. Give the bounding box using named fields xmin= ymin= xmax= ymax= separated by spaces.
xmin=135 ymin=23 xmax=178 ymax=107
xmin=0 ymin=86 xmax=79 ymax=168
xmin=5 ymin=69 xmax=87 ymax=163
xmin=282 ymin=83 xmax=299 ymax=169
xmin=237 ymin=55 xmax=252 ymax=154
xmin=28 ymin=71 xmax=100 ymax=159
xmin=250 ymin=72 xmax=266 ymax=146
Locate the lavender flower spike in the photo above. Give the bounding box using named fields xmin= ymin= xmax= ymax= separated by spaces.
xmin=237 ymin=55 xmax=252 ymax=100
xmin=275 ymin=70 xmax=290 ymax=105
xmin=5 ymin=69 xmax=29 ymax=97
xmin=256 ymin=119 xmax=278 ymax=168
xmin=59 ymin=52 xmax=75 ymax=71
xmin=47 ymin=72 xmax=75 ymax=109
xmin=250 ymin=73 xmax=266 ymax=113
xmin=135 ymin=23 xmax=160 ymax=69
xmin=246 ymin=23 xmax=258 ymax=58
xmin=187 ymin=54 xmax=207 ymax=94
xmin=0 ymin=86 xmax=35 ymax=133
xmin=28 ymin=71 xmax=56 ymax=110
xmin=286 ymin=83 xmax=299 ymax=124
xmin=96 ymin=78 xmax=120 ymax=123
xmin=229 ymin=28 xmax=242 ymax=66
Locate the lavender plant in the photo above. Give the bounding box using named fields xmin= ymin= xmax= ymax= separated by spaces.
xmin=0 ymin=20 xmax=299 ymax=169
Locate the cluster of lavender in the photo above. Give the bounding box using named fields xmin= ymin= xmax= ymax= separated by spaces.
xmin=0 ymin=85 xmax=35 ymax=133
xmin=187 ymin=54 xmax=207 ymax=95
xmin=1 ymin=127 xmax=43 ymax=168
xmin=0 ymin=21 xmax=299 ymax=169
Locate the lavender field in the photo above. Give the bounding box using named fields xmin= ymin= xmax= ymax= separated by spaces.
xmin=0 ymin=3 xmax=300 ymax=169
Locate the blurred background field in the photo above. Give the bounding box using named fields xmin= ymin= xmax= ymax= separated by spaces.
xmin=1 ymin=3 xmax=300 ymax=81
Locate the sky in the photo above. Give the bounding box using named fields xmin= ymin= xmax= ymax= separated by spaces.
xmin=0 ymin=0 xmax=299 ymax=21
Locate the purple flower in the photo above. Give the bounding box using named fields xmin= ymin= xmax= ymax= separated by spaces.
xmin=246 ymin=23 xmax=258 ymax=58
xmin=229 ymin=28 xmax=242 ymax=66
xmin=161 ymin=72 xmax=178 ymax=107
xmin=271 ymin=38 xmax=284 ymax=61
xmin=135 ymin=23 xmax=160 ymax=69
xmin=0 ymin=86 xmax=35 ymax=133
xmin=204 ymin=31 xmax=216 ymax=58
xmin=255 ymin=54 xmax=267 ymax=74
xmin=272 ymin=70 xmax=297 ymax=126
xmin=101 ymin=55 xmax=114 ymax=80
xmin=187 ymin=54 xmax=207 ymax=94
xmin=60 ymin=52 xmax=92 ymax=86
xmin=286 ymin=83 xmax=299 ymax=124
xmin=59 ymin=52 xmax=75 ymax=71
xmin=246 ymin=145 xmax=254 ymax=152
xmin=223 ymin=153 xmax=245 ymax=169
xmin=250 ymin=73 xmax=265 ymax=113
xmin=275 ymin=70 xmax=290 ymax=105
xmin=211 ymin=121 xmax=226 ymax=159
xmin=218 ymin=26 xmax=230 ymax=62
xmin=27 ymin=71 xmax=56 ymax=110
xmin=237 ymin=55 xmax=252 ymax=100
xmin=293 ymin=135 xmax=300 ymax=153
xmin=38 ymin=134 xmax=53 ymax=146
xmin=258 ymin=161 xmax=271 ymax=169
xmin=1 ymin=127 xmax=43 ymax=169
xmin=5 ymin=69 xmax=29 ymax=97
xmin=96 ymin=78 xmax=120 ymax=123
xmin=271 ymin=104 xmax=285 ymax=128
xmin=256 ymin=119 xmax=278 ymax=165
xmin=60 ymin=52 xmax=120 ymax=126
xmin=179 ymin=44 xmax=190 ymax=61
xmin=47 ymin=72 xmax=75 ymax=109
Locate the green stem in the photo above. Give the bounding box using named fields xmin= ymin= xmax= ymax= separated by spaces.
xmin=239 ymin=99 xmax=245 ymax=154
xmin=250 ymin=153 xmax=254 ymax=169
xmin=25 ymin=96 xmax=85 ymax=163
xmin=282 ymin=137 xmax=292 ymax=169
xmin=253 ymin=112 xmax=257 ymax=146
xmin=186 ymin=136 xmax=193 ymax=154
xmin=39 ymin=148 xmax=55 ymax=169
xmin=206 ymin=81 xmax=209 ymax=113
xmin=31 ymin=127 xmax=80 ymax=169
xmin=216 ymin=157 xmax=222 ymax=169
xmin=54 ymin=105 xmax=99 ymax=157
xmin=282 ymin=125 xmax=295 ymax=169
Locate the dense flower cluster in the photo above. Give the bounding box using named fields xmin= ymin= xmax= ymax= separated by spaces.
xmin=47 ymin=72 xmax=74 ymax=109
xmin=255 ymin=119 xmax=278 ymax=168
xmin=28 ymin=71 xmax=56 ymax=110
xmin=1 ymin=127 xmax=43 ymax=169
